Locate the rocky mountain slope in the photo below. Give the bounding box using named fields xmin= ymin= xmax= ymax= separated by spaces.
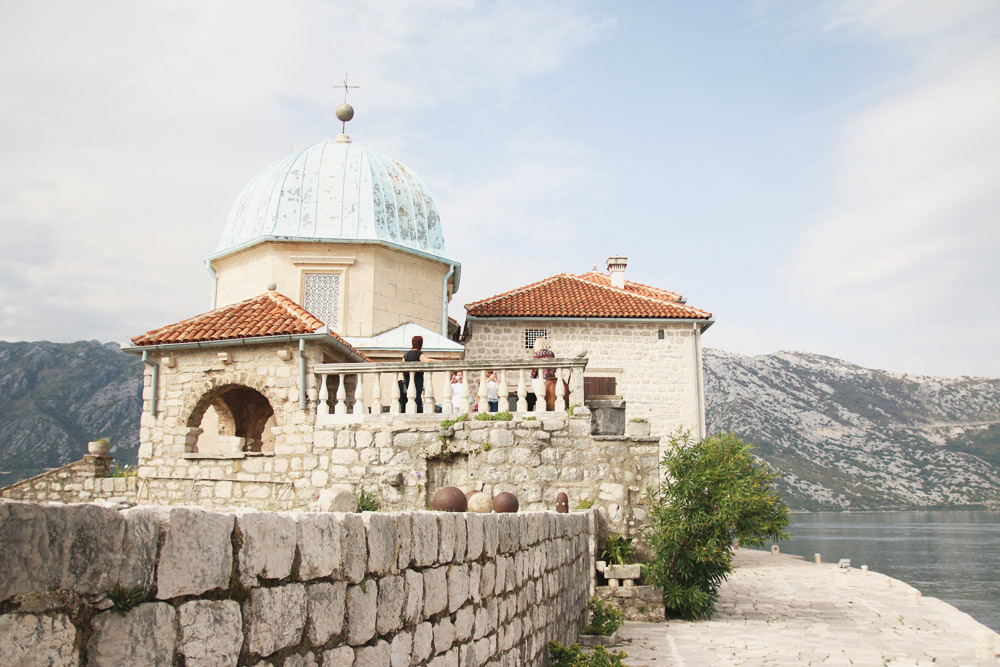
xmin=1 ymin=341 xmax=998 ymax=511
xmin=0 ymin=341 xmax=142 ymax=487
xmin=704 ymin=349 xmax=1000 ymax=511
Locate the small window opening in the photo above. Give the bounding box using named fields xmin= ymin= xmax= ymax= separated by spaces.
xmin=524 ymin=329 xmax=548 ymax=349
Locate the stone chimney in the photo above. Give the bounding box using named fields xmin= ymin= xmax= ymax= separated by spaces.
xmin=606 ymin=254 xmax=628 ymax=289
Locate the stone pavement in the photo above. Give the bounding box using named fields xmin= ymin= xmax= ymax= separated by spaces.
xmin=616 ymin=549 xmax=1000 ymax=666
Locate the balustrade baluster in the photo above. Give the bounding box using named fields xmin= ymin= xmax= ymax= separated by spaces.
xmin=390 ymin=374 xmax=401 ymax=415
xmin=352 ymin=373 xmax=364 ymax=416
xmin=335 ymin=373 xmax=347 ymax=415
xmin=554 ymin=368 xmax=566 ymax=412
xmin=405 ymin=371 xmax=417 ymax=414
xmin=498 ymin=370 xmax=509 ymax=413
xmin=371 ymin=372 xmax=382 ymax=415
xmin=516 ymin=369 xmax=528 ymax=412
xmin=318 ymin=375 xmax=330 ymax=417
xmin=533 ymin=365 xmax=545 ymax=413
xmin=477 ymin=370 xmax=488 ymax=413
xmin=441 ymin=371 xmax=453 ymax=413
xmin=460 ymin=372 xmax=471 ymax=414
xmin=424 ymin=370 xmax=435 ymax=413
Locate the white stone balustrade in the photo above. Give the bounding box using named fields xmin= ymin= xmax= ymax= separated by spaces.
xmin=313 ymin=357 xmax=587 ymax=425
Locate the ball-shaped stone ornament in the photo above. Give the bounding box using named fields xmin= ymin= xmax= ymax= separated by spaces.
xmin=336 ymin=103 xmax=355 ymax=122
xmin=466 ymin=488 xmax=481 ymax=500
xmin=431 ymin=486 xmax=468 ymax=512
xmin=493 ymin=491 xmax=519 ymax=513
xmin=468 ymin=492 xmax=493 ymax=513
xmin=555 ymin=492 xmax=569 ymax=513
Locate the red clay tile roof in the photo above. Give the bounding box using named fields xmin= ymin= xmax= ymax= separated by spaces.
xmin=131 ymin=291 xmax=369 ymax=359
xmin=465 ymin=272 xmax=711 ymax=320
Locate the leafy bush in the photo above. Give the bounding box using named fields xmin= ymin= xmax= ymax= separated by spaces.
xmin=440 ymin=415 xmax=468 ymax=430
xmin=644 ymin=432 xmax=789 ymax=619
xmin=573 ymin=498 xmax=595 ymax=509
xmin=474 ymin=411 xmax=512 ymax=421
xmin=548 ymin=642 xmax=628 ymax=667
xmin=582 ymin=597 xmax=624 ymax=636
xmin=600 ymin=533 xmax=633 ymax=566
xmin=356 ymin=489 xmax=381 ymax=512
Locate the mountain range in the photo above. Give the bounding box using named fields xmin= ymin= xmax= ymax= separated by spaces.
xmin=1 ymin=340 xmax=998 ymax=510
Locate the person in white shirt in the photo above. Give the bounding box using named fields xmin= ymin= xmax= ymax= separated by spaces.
xmin=486 ymin=371 xmax=500 ymax=412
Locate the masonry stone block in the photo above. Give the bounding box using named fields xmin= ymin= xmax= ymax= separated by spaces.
xmin=322 ymin=646 xmax=355 ymax=667
xmin=412 ymin=512 xmax=439 ymax=567
xmin=434 ymin=616 xmax=456 ymax=655
xmin=294 ymin=513 xmax=342 ymax=581
xmin=454 ymin=605 xmax=475 ymax=643
xmin=245 ymin=584 xmax=307 ymax=657
xmin=177 ymin=600 xmax=243 ymax=667
xmin=0 ymin=613 xmax=78 ymax=667
xmin=339 ymin=512 xmax=367 ymax=583
xmin=482 ymin=516 xmax=499 ymax=557
xmin=364 ymin=512 xmax=399 ymax=575
xmin=306 ymin=581 xmax=346 ymax=646
xmin=157 ymin=507 xmax=233 ymax=599
xmin=390 ymin=629 xmax=413 ymax=667
xmin=396 ymin=513 xmax=413 ymax=569
xmin=448 ymin=565 xmax=470 ymax=613
xmin=404 ymin=569 xmax=424 ymax=624
xmin=283 ymin=653 xmax=319 ymax=667
xmin=88 ymin=602 xmax=177 ymax=666
xmin=376 ymin=574 xmax=405 ymax=635
xmin=236 ymin=511 xmax=297 ymax=585
xmin=423 ymin=566 xmax=448 ymax=618
xmin=346 ymin=582 xmax=378 ymax=645
xmin=117 ymin=506 xmax=164 ymax=592
xmin=465 ymin=514 xmax=484 ymax=561
xmin=428 ymin=648 xmax=459 ymax=667
xmin=437 ymin=513 xmax=456 ymax=563
xmin=412 ymin=622 xmax=434 ymax=664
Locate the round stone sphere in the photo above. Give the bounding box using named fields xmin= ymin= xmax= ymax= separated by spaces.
xmin=493 ymin=491 xmax=519 ymax=513
xmin=555 ymin=492 xmax=569 ymax=514
xmin=466 ymin=488 xmax=481 ymax=500
xmin=335 ymin=103 xmax=355 ymax=122
xmin=431 ymin=486 xmax=468 ymax=512
xmin=468 ymin=492 xmax=493 ymax=513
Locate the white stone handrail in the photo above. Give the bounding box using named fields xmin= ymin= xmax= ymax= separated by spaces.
xmin=313 ymin=357 xmax=588 ymax=424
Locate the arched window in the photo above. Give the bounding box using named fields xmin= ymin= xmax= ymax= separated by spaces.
xmin=188 ymin=385 xmax=276 ymax=454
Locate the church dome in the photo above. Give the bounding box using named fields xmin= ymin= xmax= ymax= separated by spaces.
xmin=211 ymin=139 xmax=451 ymax=262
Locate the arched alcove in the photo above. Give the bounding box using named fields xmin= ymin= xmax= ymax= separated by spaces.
xmin=188 ymin=384 xmax=276 ymax=454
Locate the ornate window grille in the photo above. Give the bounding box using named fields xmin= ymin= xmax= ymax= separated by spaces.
xmin=524 ymin=328 xmax=547 ymax=349
xmin=303 ymin=273 xmax=340 ymax=328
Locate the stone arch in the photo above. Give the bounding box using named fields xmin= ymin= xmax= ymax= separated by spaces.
xmin=186 ymin=380 xmax=278 ymax=454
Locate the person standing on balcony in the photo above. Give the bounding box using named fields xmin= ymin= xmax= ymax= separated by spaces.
xmin=530 ymin=337 xmax=557 ymax=411
xmin=450 ymin=372 xmax=465 ymax=412
xmin=401 ymin=336 xmax=431 ymax=413
xmin=486 ymin=370 xmax=500 ymax=412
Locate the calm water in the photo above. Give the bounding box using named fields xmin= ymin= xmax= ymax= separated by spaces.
xmin=760 ymin=511 xmax=1000 ymax=632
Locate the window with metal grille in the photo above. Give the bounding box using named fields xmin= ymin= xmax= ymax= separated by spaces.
xmin=303 ymin=273 xmax=340 ymax=328
xmin=524 ymin=328 xmax=548 ymax=349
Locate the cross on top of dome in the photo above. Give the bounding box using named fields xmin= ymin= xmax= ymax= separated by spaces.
xmin=334 ymin=74 xmax=359 ymax=142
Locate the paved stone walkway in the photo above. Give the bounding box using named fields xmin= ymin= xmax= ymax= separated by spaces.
xmin=616 ymin=549 xmax=1000 ymax=666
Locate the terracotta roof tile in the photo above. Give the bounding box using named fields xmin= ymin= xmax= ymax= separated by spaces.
xmin=465 ymin=272 xmax=711 ymax=320
xmin=131 ymin=291 xmax=369 ymax=359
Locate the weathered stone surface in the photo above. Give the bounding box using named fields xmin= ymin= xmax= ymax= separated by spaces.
xmin=177 ymin=600 xmax=242 ymax=667
xmin=447 ymin=565 xmax=470 ymax=613
xmin=156 ymin=507 xmax=233 ymax=599
xmin=0 ymin=501 xmax=125 ymax=602
xmin=346 ymin=582 xmax=377 ymax=646
xmin=433 ymin=616 xmax=455 ymax=655
xmin=354 ymin=640 xmax=391 ymax=667
xmin=412 ymin=622 xmax=434 ymax=664
xmin=0 ymin=613 xmax=78 ymax=667
xmin=88 ymin=602 xmax=176 ymax=666
xmin=427 ymin=648 xmax=459 ymax=667
xmin=364 ymin=512 xmax=398 ymax=575
xmin=306 ymin=581 xmax=346 ymax=646
xmin=411 ymin=512 xmax=439 ymax=567
xmin=321 ymin=646 xmax=354 ymax=667
xmin=376 ymin=574 xmax=405 ymax=635
xmin=236 ymin=511 xmax=297 ymax=585
xmin=437 ymin=513 xmax=455 ymax=563
xmin=245 ymin=584 xmax=307 ymax=657
xmin=423 ymin=566 xmax=448 ymax=618
xmin=404 ymin=569 xmax=424 ymax=624
xmin=118 ymin=507 xmax=165 ymax=592
xmin=454 ymin=605 xmax=475 ymax=642
xmin=283 ymin=654 xmax=319 ymax=667
xmin=338 ymin=513 xmax=367 ymax=584
xmin=465 ymin=514 xmax=484 ymax=561
xmin=294 ymin=513 xmax=342 ymax=580
xmin=390 ymin=629 xmax=412 ymax=667
xmin=395 ymin=513 xmax=413 ymax=570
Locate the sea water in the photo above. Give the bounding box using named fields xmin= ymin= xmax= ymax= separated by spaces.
xmin=762 ymin=511 xmax=1000 ymax=632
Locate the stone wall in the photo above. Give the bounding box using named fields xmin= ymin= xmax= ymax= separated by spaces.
xmin=138 ymin=415 xmax=658 ymax=538
xmin=0 ymin=500 xmax=594 ymax=666
xmin=464 ymin=319 xmax=706 ymax=447
xmin=0 ymin=455 xmax=136 ymax=505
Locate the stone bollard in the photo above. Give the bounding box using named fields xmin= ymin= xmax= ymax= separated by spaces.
xmin=814 ymin=553 xmax=822 ymax=564
xmin=771 ymin=545 xmax=780 ymax=556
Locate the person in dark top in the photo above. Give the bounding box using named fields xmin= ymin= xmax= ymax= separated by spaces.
xmin=401 ymin=335 xmax=431 ymax=413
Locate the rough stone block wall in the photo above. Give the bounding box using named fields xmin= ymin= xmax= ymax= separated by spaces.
xmin=0 ymin=500 xmax=593 ymax=666
xmin=464 ymin=319 xmax=705 ymax=444
xmin=0 ymin=455 xmax=137 ymax=505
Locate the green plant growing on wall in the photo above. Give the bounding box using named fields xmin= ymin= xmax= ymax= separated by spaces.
xmin=629 ymin=417 xmax=648 ymax=423
xmin=474 ymin=411 xmax=512 ymax=422
xmin=356 ymin=489 xmax=381 ymax=512
xmin=581 ymin=597 xmax=624 ymax=636
xmin=573 ymin=498 xmax=594 ymax=510
xmin=109 ymin=585 xmax=145 ymax=616
xmin=109 ymin=461 xmax=137 ymax=478
xmin=600 ymin=533 xmax=634 ymax=566
xmin=643 ymin=431 xmax=789 ymax=620
xmin=440 ymin=415 xmax=468 ymax=430
xmin=566 ymin=404 xmax=580 ymax=416
xmin=548 ymin=642 xmax=628 ymax=667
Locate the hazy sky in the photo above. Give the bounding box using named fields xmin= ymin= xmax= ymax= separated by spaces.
xmin=1 ymin=1 xmax=997 ymax=377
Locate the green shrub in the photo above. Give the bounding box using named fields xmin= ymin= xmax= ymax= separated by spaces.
xmin=356 ymin=489 xmax=381 ymax=512
xmin=600 ymin=533 xmax=633 ymax=566
xmin=440 ymin=415 xmax=468 ymax=430
xmin=548 ymin=642 xmax=628 ymax=667
xmin=109 ymin=585 xmax=145 ymax=616
xmin=644 ymin=431 xmax=789 ymax=619
xmin=474 ymin=411 xmax=513 ymax=421
xmin=573 ymin=498 xmax=594 ymax=509
xmin=581 ymin=597 xmax=624 ymax=636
